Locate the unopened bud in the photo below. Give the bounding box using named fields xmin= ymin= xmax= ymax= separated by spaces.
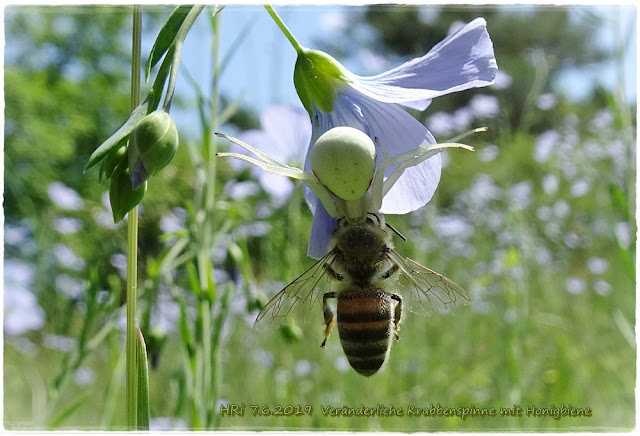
xmin=129 ymin=110 xmax=179 ymax=189
xmin=109 ymin=163 xmax=147 ymax=223
xmin=310 ymin=126 xmax=376 ymax=201
xmin=279 ymin=323 xmax=303 ymax=343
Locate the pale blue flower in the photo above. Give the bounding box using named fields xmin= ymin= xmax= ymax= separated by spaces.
xmin=593 ymin=279 xmax=612 ymax=296
xmin=48 ymin=181 xmax=84 ymax=210
xmin=44 ymin=334 xmax=77 ymax=352
xmin=55 ymin=273 xmax=85 ymax=299
xmin=493 ymin=70 xmax=513 ymax=89
xmin=565 ymin=278 xmax=586 ymax=295
xmin=52 ymin=217 xmax=83 ymax=234
xmin=469 ymin=94 xmax=500 ymax=118
xmin=587 ymin=257 xmax=609 ymax=275
xmin=52 ymin=243 xmax=86 ymax=271
xmin=298 ymin=18 xmax=497 ymax=257
xmin=4 ymin=259 xmax=45 ymax=335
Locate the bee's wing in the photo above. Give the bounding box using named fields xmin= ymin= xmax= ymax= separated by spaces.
xmin=254 ymin=250 xmax=340 ymax=326
xmin=386 ymin=249 xmax=471 ymax=315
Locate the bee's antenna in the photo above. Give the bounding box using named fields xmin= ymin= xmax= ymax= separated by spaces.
xmin=386 ymin=222 xmax=407 ymax=241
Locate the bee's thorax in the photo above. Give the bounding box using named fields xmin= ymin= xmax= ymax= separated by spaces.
xmin=333 ymin=219 xmax=390 ymax=281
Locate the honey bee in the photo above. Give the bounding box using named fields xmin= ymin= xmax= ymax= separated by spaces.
xmin=255 ymin=212 xmax=470 ymax=377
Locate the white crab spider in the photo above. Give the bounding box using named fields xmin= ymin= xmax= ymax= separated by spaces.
xmin=216 ymin=126 xmax=481 ymax=223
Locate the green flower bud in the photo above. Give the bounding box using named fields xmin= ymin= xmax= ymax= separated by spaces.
xmin=109 ymin=162 xmax=147 ymax=223
xmin=310 ymin=127 xmax=377 ymax=201
xmin=129 ymin=110 xmax=179 ymax=189
xmin=279 ymin=323 xmax=303 ymax=343
xmin=294 ymin=48 xmax=350 ymax=115
xmin=247 ymin=293 xmax=269 ymax=313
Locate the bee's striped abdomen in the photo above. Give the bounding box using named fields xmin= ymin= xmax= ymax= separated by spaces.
xmin=337 ymin=287 xmax=395 ymax=377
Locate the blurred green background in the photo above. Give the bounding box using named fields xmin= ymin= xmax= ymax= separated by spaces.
xmin=3 ymin=4 xmax=636 ymax=431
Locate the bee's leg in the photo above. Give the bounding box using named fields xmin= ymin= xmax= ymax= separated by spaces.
xmin=321 ymin=292 xmax=337 ymax=348
xmin=391 ymin=294 xmax=403 ymax=341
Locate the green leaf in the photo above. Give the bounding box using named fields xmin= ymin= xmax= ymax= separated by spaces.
xmin=136 ymin=328 xmax=150 ymax=430
xmin=98 ymin=142 xmax=127 ymax=183
xmin=186 ymin=260 xmax=202 ymax=297
xmin=172 ymin=288 xmax=194 ymax=357
xmin=85 ymin=99 xmax=149 ymax=172
xmin=145 ymin=5 xmax=193 ymax=81
xmin=47 ymin=394 xmax=90 ymax=429
xmin=609 ymin=182 xmax=631 ymax=222
xmin=147 ymin=50 xmax=174 ymax=113
xmin=218 ymin=93 xmax=245 ymax=126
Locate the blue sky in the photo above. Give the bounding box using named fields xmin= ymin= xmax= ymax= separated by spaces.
xmin=2 ymin=4 xmax=636 ymax=133
xmin=174 ymin=5 xmax=351 ymax=128
xmin=169 ymin=4 xmax=636 ymax=136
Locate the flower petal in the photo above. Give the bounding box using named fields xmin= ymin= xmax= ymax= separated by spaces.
xmin=305 ymin=188 xmax=338 ymax=259
xmin=347 ymin=18 xmax=497 ymax=106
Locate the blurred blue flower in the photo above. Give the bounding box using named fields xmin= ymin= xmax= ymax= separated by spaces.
xmin=565 ymin=277 xmax=586 ymax=295
xmin=236 ymin=105 xmax=311 ymax=207
xmin=159 ymin=207 xmax=188 ymax=234
xmin=48 ymin=181 xmax=84 ymax=210
xmin=593 ymin=279 xmax=612 ymax=296
xmin=52 ymin=217 xmax=83 ymax=234
xmin=52 ymin=243 xmax=86 ymax=271
xmin=536 ymin=93 xmax=557 ymax=110
xmin=4 ymin=259 xmax=45 ymax=335
xmin=44 ymin=334 xmax=77 ymax=352
xmin=294 ymin=359 xmax=313 ymax=377
xmin=534 ymin=130 xmax=559 ymax=162
xmin=492 ymin=70 xmax=512 ymax=89
xmin=55 ymin=273 xmax=85 ymax=299
xmin=297 ymin=18 xmax=497 ymax=257
xmin=615 ymin=222 xmax=632 ymax=249
xmin=587 ymin=257 xmax=609 ymax=275
xmin=73 ymin=367 xmax=96 ymax=386
xmin=149 ymin=418 xmax=188 ymax=432
xmin=469 ymin=94 xmax=500 ymax=118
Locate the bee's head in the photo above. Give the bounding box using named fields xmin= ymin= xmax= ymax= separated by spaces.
xmin=333 ymin=213 xmax=389 ymax=262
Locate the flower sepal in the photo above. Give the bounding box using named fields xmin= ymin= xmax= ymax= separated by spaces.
xmin=128 ymin=110 xmax=179 ymax=190
xmin=294 ymin=48 xmax=350 ymax=115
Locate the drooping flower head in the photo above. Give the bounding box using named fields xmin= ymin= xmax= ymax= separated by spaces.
xmin=292 ymin=18 xmax=497 ymax=257
xmin=219 ymin=11 xmax=497 ymax=258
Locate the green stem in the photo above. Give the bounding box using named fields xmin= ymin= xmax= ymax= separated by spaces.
xmin=206 ymin=10 xmax=221 ymax=228
xmin=126 ymin=5 xmax=142 ymax=430
xmin=264 ymin=5 xmax=304 ymax=54
xmin=209 ymin=283 xmax=233 ymax=427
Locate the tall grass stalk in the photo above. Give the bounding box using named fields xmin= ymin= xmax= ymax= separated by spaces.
xmin=126 ymin=5 xmax=142 ymax=430
xmin=185 ymin=6 xmax=225 ymax=429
